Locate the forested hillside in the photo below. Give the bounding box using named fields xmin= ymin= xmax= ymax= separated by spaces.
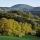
xmin=0 ymin=10 xmax=40 ymax=37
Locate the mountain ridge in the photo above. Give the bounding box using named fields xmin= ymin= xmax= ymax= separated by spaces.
xmin=0 ymin=4 xmax=40 ymax=16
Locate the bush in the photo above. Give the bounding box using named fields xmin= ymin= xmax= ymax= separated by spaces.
xmin=0 ymin=18 xmax=32 ymax=37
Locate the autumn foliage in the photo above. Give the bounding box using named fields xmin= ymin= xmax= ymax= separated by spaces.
xmin=0 ymin=18 xmax=32 ymax=37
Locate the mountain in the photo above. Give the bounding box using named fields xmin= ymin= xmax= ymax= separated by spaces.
xmin=11 ymin=4 xmax=33 ymax=12
xmin=0 ymin=4 xmax=40 ymax=12
xmin=31 ymin=7 xmax=40 ymax=16
xmin=0 ymin=4 xmax=34 ymax=12
xmin=10 ymin=4 xmax=40 ymax=16
xmin=32 ymin=7 xmax=40 ymax=11
xmin=0 ymin=4 xmax=40 ymax=16
xmin=0 ymin=7 xmax=11 ymax=11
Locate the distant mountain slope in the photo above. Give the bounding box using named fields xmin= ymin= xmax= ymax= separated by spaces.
xmin=32 ymin=7 xmax=40 ymax=11
xmin=10 ymin=4 xmax=40 ymax=16
xmin=11 ymin=4 xmax=33 ymax=12
xmin=0 ymin=4 xmax=40 ymax=16
xmin=0 ymin=7 xmax=10 ymax=11
xmin=31 ymin=7 xmax=40 ymax=16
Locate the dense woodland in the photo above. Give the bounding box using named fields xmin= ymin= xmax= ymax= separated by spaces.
xmin=0 ymin=11 xmax=40 ymax=37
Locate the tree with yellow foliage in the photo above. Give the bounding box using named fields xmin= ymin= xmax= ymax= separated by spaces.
xmin=0 ymin=18 xmax=32 ymax=37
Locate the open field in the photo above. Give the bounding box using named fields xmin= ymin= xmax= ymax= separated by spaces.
xmin=0 ymin=36 xmax=40 ymax=40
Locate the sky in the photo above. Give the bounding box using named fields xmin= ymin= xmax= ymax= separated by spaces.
xmin=0 ymin=0 xmax=40 ymax=7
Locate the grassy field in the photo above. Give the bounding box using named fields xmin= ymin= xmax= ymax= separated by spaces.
xmin=0 ymin=36 xmax=40 ymax=40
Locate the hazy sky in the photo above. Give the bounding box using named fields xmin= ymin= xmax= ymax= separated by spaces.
xmin=0 ymin=0 xmax=40 ymax=7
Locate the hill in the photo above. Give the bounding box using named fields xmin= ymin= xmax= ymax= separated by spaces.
xmin=11 ymin=4 xmax=33 ymax=12
xmin=0 ymin=4 xmax=40 ymax=16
